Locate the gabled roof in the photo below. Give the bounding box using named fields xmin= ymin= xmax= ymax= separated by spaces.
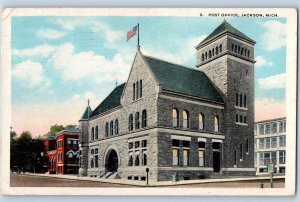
xmin=143 ymin=55 xmax=223 ymax=103
xmin=91 ymin=83 xmax=126 ymax=118
xmin=197 ymin=20 xmax=255 ymax=47
xmin=80 ymin=105 xmax=92 ymax=120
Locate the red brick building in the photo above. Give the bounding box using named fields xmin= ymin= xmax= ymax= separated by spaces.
xmin=43 ymin=128 xmax=79 ymax=174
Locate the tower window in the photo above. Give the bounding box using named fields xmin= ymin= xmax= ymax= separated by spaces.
xmin=95 ymin=126 xmax=98 ymax=139
xmin=91 ymin=127 xmax=94 ymax=140
xmin=172 ymin=108 xmax=179 ymax=127
xmin=216 ymin=46 xmax=219 ymax=55
xmin=209 ymin=50 xmax=212 ymax=58
xmin=136 ymin=81 xmax=139 ymax=100
xmin=219 ymin=44 xmax=222 ymax=53
xmin=212 ymin=48 xmax=215 ymax=56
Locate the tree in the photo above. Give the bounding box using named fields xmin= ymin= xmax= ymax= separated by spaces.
xmin=50 ymin=124 xmax=64 ymax=134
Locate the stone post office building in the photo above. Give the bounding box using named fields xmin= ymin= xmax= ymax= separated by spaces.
xmin=78 ymin=20 xmax=256 ymax=182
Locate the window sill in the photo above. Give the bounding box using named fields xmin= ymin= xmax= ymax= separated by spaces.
xmin=235 ymin=106 xmax=248 ymax=110
xmin=132 ymin=97 xmax=143 ymax=103
xmin=235 ymin=122 xmax=248 ymax=126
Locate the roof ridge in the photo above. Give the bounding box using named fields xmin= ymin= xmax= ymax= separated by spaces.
xmin=143 ymin=54 xmax=203 ymax=74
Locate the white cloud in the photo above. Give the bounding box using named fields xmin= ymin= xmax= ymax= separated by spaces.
xmin=12 ymin=44 xmax=56 ymax=58
xmin=143 ymin=35 xmax=207 ymax=65
xmin=12 ymin=60 xmax=50 ymax=88
xmin=50 ymin=43 xmax=130 ymax=82
xmin=50 ymin=18 xmax=123 ymax=43
xmin=255 ymin=56 xmax=273 ymax=67
xmin=255 ymin=98 xmax=286 ymax=122
xmin=37 ymin=28 xmax=66 ymax=40
xmin=257 ymin=73 xmax=285 ymax=89
xmin=261 ymin=20 xmax=286 ymax=51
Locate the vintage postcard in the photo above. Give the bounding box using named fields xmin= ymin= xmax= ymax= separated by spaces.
xmin=0 ymin=8 xmax=297 ymax=195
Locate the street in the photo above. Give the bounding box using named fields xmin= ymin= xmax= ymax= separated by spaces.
xmin=10 ymin=173 xmax=285 ymax=188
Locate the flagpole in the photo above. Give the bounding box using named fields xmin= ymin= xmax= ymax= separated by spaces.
xmin=137 ymin=23 xmax=140 ymax=50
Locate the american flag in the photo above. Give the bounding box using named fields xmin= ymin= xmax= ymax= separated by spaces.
xmin=127 ymin=25 xmax=138 ymax=41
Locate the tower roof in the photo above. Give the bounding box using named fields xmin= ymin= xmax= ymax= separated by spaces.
xmin=80 ymin=105 xmax=92 ymax=120
xmin=197 ymin=20 xmax=255 ymax=48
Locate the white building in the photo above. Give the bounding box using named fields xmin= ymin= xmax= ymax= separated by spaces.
xmin=254 ymin=117 xmax=286 ymax=175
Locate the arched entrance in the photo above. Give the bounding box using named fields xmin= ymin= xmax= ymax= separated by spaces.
xmin=106 ymin=149 xmax=119 ymax=172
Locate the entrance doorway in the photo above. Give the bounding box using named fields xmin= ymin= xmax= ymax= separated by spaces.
xmin=212 ymin=142 xmax=221 ymax=172
xmin=106 ymin=149 xmax=119 ymax=172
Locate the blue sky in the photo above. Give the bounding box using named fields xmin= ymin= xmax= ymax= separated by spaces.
xmin=11 ymin=16 xmax=287 ymax=136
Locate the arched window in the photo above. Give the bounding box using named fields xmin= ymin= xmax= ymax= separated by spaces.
xmin=142 ymin=150 xmax=147 ymax=166
xmin=129 ymin=114 xmax=133 ymax=131
xmin=235 ymin=45 xmax=237 ymax=53
xmin=115 ymin=119 xmax=119 ymax=134
xmin=238 ymin=46 xmax=240 ymax=54
xmin=91 ymin=158 xmax=94 ymax=168
xmin=219 ymin=44 xmax=222 ymax=53
xmin=110 ymin=120 xmax=114 ymax=136
xmin=95 ymin=126 xmax=98 ymax=139
xmin=105 ymin=122 xmax=108 ymax=137
xmin=91 ymin=127 xmax=94 ymax=140
xmin=209 ymin=50 xmax=212 ymax=58
xmin=214 ymin=116 xmax=219 ymax=132
xmin=140 ymin=80 xmax=142 ymax=98
xmin=136 ymin=81 xmax=139 ymax=100
xmin=247 ymin=50 xmax=250 ymax=57
xmin=135 ymin=112 xmax=140 ymax=129
xmin=172 ymin=108 xmax=179 ymax=127
xmin=68 ymin=152 xmax=73 ymax=159
xmin=212 ymin=48 xmax=215 ymax=56
xmin=231 ymin=44 xmax=234 ymax=51
xmin=199 ymin=113 xmax=204 ymax=130
xmin=183 ymin=110 xmax=189 ymax=128
xmin=133 ymin=83 xmax=135 ymax=100
xmin=142 ymin=109 xmax=147 ymax=128
xmin=135 ymin=153 xmax=140 ymax=166
xmin=128 ymin=153 xmax=133 ymax=166
xmin=202 ymin=54 xmax=204 ymax=61
xmin=216 ymin=46 xmax=219 ymax=55
xmin=94 ymin=155 xmax=99 ymax=168
xmin=241 ymin=48 xmax=244 ymax=55
xmin=205 ymin=52 xmax=207 ymax=60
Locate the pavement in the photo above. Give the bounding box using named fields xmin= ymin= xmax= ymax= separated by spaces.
xmin=10 ymin=173 xmax=285 ymax=188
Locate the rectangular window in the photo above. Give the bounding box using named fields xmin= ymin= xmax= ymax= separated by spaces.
xmin=133 ymin=83 xmax=135 ymax=100
xmin=212 ymin=142 xmax=221 ymax=150
xmin=199 ymin=150 xmax=205 ymax=167
xmin=140 ymin=80 xmax=142 ymax=98
xmin=265 ymin=138 xmax=271 ymax=149
xmin=265 ymin=124 xmax=270 ymax=134
xmin=271 ymin=152 xmax=276 ymax=164
xmin=183 ymin=149 xmax=189 ymax=166
xmin=254 ymin=152 xmax=257 ymax=166
xmin=271 ymin=137 xmax=277 ymax=148
xmin=279 ymin=136 xmax=286 ymax=147
xmin=254 ymin=140 xmax=257 ymax=150
xmin=95 ymin=155 xmax=99 ymax=168
xmin=240 ymin=144 xmax=243 ymax=160
xmin=172 ymin=148 xmax=179 ymax=166
xmin=271 ymin=122 xmax=277 ymax=133
xmin=236 ymin=93 xmax=239 ymax=106
xmin=259 ymin=139 xmax=265 ymax=149
xmin=239 ymin=115 xmax=243 ymax=123
xmin=283 ymin=121 xmax=286 ymax=132
xmin=259 ymin=124 xmax=265 ymax=135
xmin=279 ymin=122 xmax=284 ymax=133
xmin=246 ymin=138 xmax=249 ymax=153
xmin=279 ymin=151 xmax=286 ymax=164
xmin=244 ymin=116 xmax=247 ymax=124
xmin=234 ymin=150 xmax=237 ymax=166
xmin=198 ymin=141 xmax=205 ymax=167
xmin=239 ymin=94 xmax=243 ymax=107
xmin=128 ymin=142 xmax=133 ymax=149
xmin=244 ymin=95 xmax=247 ymax=108
xmin=135 ymin=141 xmax=140 ymax=148
xmin=182 ymin=140 xmax=190 ymax=148
xmin=172 ymin=139 xmax=180 ymax=147
xmin=264 ymin=152 xmax=271 ymax=165
xmin=142 ymin=149 xmax=147 ymax=166
xmin=142 ymin=140 xmax=147 ymax=148
xmin=236 ymin=114 xmax=239 ymax=122
xmin=67 ymin=140 xmax=71 ymax=145
xmin=259 ymin=153 xmax=264 ymax=165
xmin=254 ymin=125 xmax=257 ymax=136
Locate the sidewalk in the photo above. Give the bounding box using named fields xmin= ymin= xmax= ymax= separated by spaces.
xmin=23 ymin=173 xmax=285 ymax=187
